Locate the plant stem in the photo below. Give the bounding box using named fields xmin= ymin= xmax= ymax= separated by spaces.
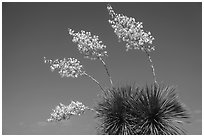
xmin=83 ymin=72 xmax=105 ymax=93
xmin=85 ymin=106 xmax=95 ymax=112
xmin=144 ymin=49 xmax=158 ymax=85
xmin=98 ymin=57 xmax=113 ymax=87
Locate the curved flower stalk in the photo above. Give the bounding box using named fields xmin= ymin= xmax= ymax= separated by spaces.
xmin=47 ymin=100 xmax=95 ymax=122
xmin=144 ymin=50 xmax=157 ymax=85
xmin=107 ymin=4 xmax=158 ymax=84
xmin=68 ymin=28 xmax=113 ymax=87
xmin=44 ymin=57 xmax=105 ymax=92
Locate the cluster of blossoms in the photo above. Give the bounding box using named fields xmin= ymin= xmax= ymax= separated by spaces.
xmin=68 ymin=28 xmax=108 ymax=60
xmin=44 ymin=57 xmax=85 ymax=78
xmin=47 ymin=101 xmax=94 ymax=122
xmin=107 ymin=4 xmax=155 ymax=52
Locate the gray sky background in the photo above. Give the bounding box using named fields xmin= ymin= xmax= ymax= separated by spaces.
xmin=2 ymin=2 xmax=202 ymax=134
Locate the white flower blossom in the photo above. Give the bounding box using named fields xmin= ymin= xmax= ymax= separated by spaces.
xmin=47 ymin=101 xmax=94 ymax=122
xmin=44 ymin=57 xmax=85 ymax=78
xmin=107 ymin=4 xmax=155 ymax=52
xmin=68 ymin=28 xmax=108 ymax=60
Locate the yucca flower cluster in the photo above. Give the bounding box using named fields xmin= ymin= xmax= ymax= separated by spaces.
xmin=68 ymin=28 xmax=113 ymax=86
xmin=44 ymin=57 xmax=105 ymax=92
xmin=68 ymin=28 xmax=108 ymax=60
xmin=95 ymin=84 xmax=189 ymax=135
xmin=47 ymin=101 xmax=94 ymax=122
xmin=107 ymin=4 xmax=155 ymax=52
xmin=107 ymin=4 xmax=158 ymax=84
xmin=44 ymin=57 xmax=85 ymax=78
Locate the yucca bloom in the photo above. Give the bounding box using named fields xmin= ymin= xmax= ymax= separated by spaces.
xmin=68 ymin=28 xmax=108 ymax=60
xmin=44 ymin=57 xmax=85 ymax=78
xmin=47 ymin=101 xmax=94 ymax=122
xmin=107 ymin=4 xmax=155 ymax=52
xmin=68 ymin=28 xmax=113 ymax=86
xmin=95 ymin=84 xmax=189 ymax=135
xmin=44 ymin=57 xmax=105 ymax=92
xmin=107 ymin=4 xmax=158 ymax=84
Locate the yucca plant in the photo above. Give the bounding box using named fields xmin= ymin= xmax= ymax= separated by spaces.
xmin=44 ymin=3 xmax=190 ymax=135
xmin=95 ymin=85 xmax=141 ymax=135
xmin=95 ymin=83 xmax=189 ymax=135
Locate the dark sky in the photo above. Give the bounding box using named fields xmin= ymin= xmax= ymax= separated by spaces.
xmin=2 ymin=2 xmax=202 ymax=135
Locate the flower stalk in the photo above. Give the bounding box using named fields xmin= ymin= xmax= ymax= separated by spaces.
xmin=144 ymin=49 xmax=158 ymax=85
xmin=44 ymin=57 xmax=105 ymax=93
xmin=68 ymin=28 xmax=113 ymax=87
xmin=97 ymin=57 xmax=113 ymax=87
xmin=107 ymin=4 xmax=157 ymax=84
xmin=83 ymin=72 xmax=105 ymax=93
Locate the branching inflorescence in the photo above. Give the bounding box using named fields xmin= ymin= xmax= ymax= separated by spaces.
xmin=44 ymin=29 xmax=112 ymax=122
xmin=44 ymin=57 xmax=105 ymax=92
xmin=68 ymin=28 xmax=108 ymax=60
xmin=44 ymin=57 xmax=84 ymax=78
xmin=107 ymin=4 xmax=158 ymax=84
xmin=107 ymin=4 xmax=155 ymax=52
xmin=68 ymin=28 xmax=113 ymax=86
xmin=47 ymin=101 xmax=94 ymax=122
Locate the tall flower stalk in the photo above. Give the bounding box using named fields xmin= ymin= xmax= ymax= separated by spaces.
xmin=83 ymin=72 xmax=105 ymax=93
xmin=44 ymin=57 xmax=105 ymax=92
xmin=144 ymin=49 xmax=157 ymax=84
xmin=97 ymin=56 xmax=113 ymax=86
xmin=107 ymin=4 xmax=158 ymax=85
xmin=68 ymin=28 xmax=113 ymax=87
